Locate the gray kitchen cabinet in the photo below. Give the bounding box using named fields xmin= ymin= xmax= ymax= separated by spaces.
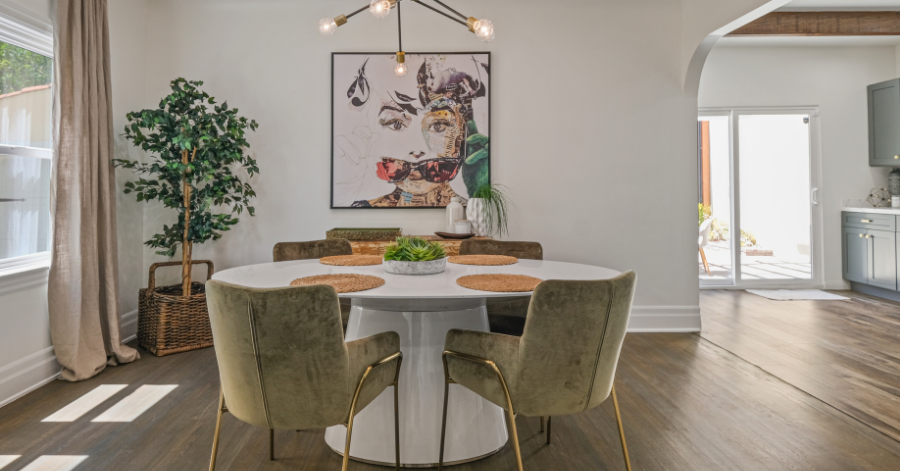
xmin=843 ymin=212 xmax=899 ymax=291
xmin=868 ymin=78 xmax=900 ymax=167
xmin=868 ymin=229 xmax=897 ymax=290
xmin=843 ymin=226 xmax=869 ymax=284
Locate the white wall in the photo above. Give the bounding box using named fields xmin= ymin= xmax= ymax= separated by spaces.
xmin=699 ymin=45 xmax=897 ymax=288
xmin=133 ymin=0 xmax=703 ymax=331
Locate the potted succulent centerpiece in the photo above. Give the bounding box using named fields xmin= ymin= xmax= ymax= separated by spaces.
xmin=382 ymin=236 xmax=448 ymax=275
xmin=115 ymin=78 xmax=259 ymax=356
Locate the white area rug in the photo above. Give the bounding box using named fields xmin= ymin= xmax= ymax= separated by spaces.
xmin=745 ymin=289 xmax=850 ymax=301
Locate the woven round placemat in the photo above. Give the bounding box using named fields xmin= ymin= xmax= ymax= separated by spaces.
xmin=319 ymin=255 xmax=383 ymax=266
xmin=456 ymin=274 xmax=542 ymax=293
xmin=447 ymin=255 xmax=518 ymax=266
xmin=290 ymin=274 xmax=385 ymax=293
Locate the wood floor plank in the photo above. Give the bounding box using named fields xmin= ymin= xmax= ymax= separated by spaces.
xmin=0 ymin=303 xmax=899 ymax=470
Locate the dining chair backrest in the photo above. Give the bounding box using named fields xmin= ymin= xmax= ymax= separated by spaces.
xmin=699 ymin=219 xmax=713 ymax=248
xmin=205 ymin=280 xmax=351 ymax=430
xmin=273 ymin=239 xmax=353 ymax=262
xmin=459 ymin=239 xmax=544 ymax=260
xmin=516 ymin=271 xmax=636 ymax=417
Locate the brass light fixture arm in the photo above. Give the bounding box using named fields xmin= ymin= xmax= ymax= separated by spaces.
xmin=431 ymin=0 xmax=467 ymax=20
xmin=439 ymin=350 xmax=523 ymax=471
xmin=344 ymin=351 xmax=404 ymax=471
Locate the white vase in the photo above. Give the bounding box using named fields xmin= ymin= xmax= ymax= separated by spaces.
xmin=445 ymin=197 xmax=464 ymax=233
xmin=466 ymin=198 xmax=489 ymax=237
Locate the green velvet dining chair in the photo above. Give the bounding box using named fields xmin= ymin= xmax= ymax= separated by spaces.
xmin=438 ymin=271 xmax=637 ymax=471
xmin=205 ymin=280 xmax=403 ymax=471
xmin=272 ymin=238 xmax=354 ymax=331
xmin=458 ymin=239 xmax=544 ymax=336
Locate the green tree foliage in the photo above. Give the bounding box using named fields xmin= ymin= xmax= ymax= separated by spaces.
xmin=115 ymin=78 xmax=259 ymax=282
xmin=0 ymin=41 xmax=51 ymax=95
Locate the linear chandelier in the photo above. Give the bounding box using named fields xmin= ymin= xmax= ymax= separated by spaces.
xmin=319 ymin=0 xmax=494 ymax=77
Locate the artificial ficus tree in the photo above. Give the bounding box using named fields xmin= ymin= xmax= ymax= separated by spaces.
xmin=115 ymin=78 xmax=259 ymax=297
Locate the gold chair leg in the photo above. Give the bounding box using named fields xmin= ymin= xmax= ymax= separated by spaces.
xmin=546 ymin=416 xmax=552 ymax=445
xmin=540 ymin=416 xmax=544 ymax=433
xmin=393 ymin=380 xmax=401 ymax=471
xmin=504 ymin=406 xmax=524 ymax=471
xmin=611 ymin=386 xmax=632 ymax=471
xmin=438 ymin=357 xmax=451 ymax=470
xmin=269 ymin=429 xmax=274 ymax=461
xmin=345 ymin=351 xmax=403 ymax=471
xmin=209 ymin=388 xmax=226 ymax=471
xmin=699 ymin=248 xmax=711 ymax=276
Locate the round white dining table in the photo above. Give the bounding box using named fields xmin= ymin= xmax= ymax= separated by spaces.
xmin=212 ymin=258 xmax=620 ymax=468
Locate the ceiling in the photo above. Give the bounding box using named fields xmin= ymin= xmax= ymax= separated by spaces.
xmin=722 ymin=1 xmax=900 ymax=47
xmin=718 ymin=36 xmax=900 ymax=47
xmin=779 ymin=0 xmax=900 ymax=10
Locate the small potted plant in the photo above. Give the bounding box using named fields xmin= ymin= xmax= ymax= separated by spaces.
xmin=382 ymin=236 xmax=448 ymax=275
xmin=467 ymin=183 xmax=512 ymax=237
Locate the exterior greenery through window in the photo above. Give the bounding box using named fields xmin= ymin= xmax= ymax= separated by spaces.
xmin=0 ymin=39 xmax=53 ymax=267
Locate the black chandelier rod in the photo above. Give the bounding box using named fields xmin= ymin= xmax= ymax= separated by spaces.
xmin=398 ymin=0 xmax=403 ymax=51
xmin=409 ymin=0 xmax=468 ymax=27
xmin=346 ymin=3 xmax=369 ymax=19
xmin=431 ymin=0 xmax=467 ymax=20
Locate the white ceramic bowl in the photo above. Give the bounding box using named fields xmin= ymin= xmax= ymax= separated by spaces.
xmin=382 ymin=258 xmax=447 ymax=276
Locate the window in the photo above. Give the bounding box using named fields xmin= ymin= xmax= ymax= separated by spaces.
xmin=0 ymin=10 xmax=52 ymax=272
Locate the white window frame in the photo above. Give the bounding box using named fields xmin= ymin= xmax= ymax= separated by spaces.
xmin=0 ymin=1 xmax=53 ymax=278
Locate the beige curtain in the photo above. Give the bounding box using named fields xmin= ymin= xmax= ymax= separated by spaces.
xmin=49 ymin=0 xmax=139 ymax=381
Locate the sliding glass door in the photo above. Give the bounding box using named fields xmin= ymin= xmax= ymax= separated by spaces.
xmin=698 ymin=109 xmax=821 ymax=287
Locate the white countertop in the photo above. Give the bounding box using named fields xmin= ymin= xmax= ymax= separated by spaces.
xmin=842 ymin=198 xmax=900 ymax=215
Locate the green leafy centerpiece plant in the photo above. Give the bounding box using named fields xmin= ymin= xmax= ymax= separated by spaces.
xmin=116 ymin=78 xmax=259 ymax=297
xmin=382 ymin=236 xmax=448 ymax=275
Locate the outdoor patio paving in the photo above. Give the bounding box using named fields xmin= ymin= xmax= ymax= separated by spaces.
xmin=700 ymin=239 xmax=811 ymax=282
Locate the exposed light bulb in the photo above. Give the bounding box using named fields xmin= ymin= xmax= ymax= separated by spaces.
xmin=394 ymin=61 xmax=409 ymax=77
xmin=370 ymin=0 xmax=392 ymax=18
xmin=319 ymin=18 xmax=337 ymax=36
xmin=473 ymin=19 xmax=494 ymax=42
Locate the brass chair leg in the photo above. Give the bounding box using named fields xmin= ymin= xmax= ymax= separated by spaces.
xmin=438 ymin=357 xmax=451 ymax=470
xmin=345 ymin=351 xmax=403 ymax=471
xmin=699 ymin=247 xmax=711 ymax=276
xmin=442 ymin=350 xmax=522 ymax=471
xmin=209 ymin=388 xmax=226 ymax=471
xmin=540 ymin=416 xmax=544 ymax=433
xmin=546 ymin=416 xmax=552 ymax=445
xmin=269 ymin=429 xmax=274 ymax=461
xmin=611 ymin=386 xmax=632 ymax=471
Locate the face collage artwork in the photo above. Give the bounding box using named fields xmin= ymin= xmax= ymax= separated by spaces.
xmin=332 ymin=53 xmax=490 ymax=208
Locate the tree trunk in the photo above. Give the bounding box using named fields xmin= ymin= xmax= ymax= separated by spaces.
xmin=181 ymin=148 xmax=193 ymax=297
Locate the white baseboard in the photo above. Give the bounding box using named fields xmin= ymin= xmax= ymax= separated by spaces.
xmin=628 ymin=306 xmax=701 ymax=332
xmin=120 ymin=309 xmax=138 ymax=343
xmin=0 ymin=346 xmax=60 ymax=409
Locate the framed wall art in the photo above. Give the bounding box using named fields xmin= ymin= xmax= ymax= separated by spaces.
xmin=331 ymin=52 xmax=490 ymax=208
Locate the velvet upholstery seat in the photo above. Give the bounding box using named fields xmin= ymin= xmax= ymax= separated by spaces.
xmin=272 ymin=239 xmax=354 ymax=331
xmin=458 ymin=239 xmax=544 ymax=336
xmin=438 ymin=271 xmax=637 ymax=471
xmin=205 ymin=280 xmax=402 ymax=471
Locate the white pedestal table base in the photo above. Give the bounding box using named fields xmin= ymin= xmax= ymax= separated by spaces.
xmin=324 ymin=298 xmax=508 ymax=468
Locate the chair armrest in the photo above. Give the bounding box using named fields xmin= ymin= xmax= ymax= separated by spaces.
xmin=346 ymin=331 xmax=401 ymax=417
xmin=444 ymin=329 xmax=520 ymax=410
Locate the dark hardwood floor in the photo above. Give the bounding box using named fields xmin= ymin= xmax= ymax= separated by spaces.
xmin=700 ymin=289 xmax=900 ymax=444
xmin=1 ymin=292 xmax=900 ymax=470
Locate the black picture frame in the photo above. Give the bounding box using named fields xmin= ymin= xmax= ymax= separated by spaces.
xmin=330 ymin=51 xmax=492 ymax=209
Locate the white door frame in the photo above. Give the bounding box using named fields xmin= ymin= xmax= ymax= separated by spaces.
xmin=699 ymin=106 xmax=825 ymax=289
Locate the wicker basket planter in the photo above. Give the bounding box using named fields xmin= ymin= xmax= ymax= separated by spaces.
xmin=138 ymin=260 xmax=215 ymax=356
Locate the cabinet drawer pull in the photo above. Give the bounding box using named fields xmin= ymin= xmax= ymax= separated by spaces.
xmin=895 ymin=155 xmax=899 ymax=160
xmin=860 ymin=234 xmax=865 ymax=238
xmin=861 ymin=219 xmax=873 ymax=223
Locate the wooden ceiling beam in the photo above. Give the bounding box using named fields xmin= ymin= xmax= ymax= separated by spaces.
xmin=728 ymin=11 xmax=900 ymax=36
